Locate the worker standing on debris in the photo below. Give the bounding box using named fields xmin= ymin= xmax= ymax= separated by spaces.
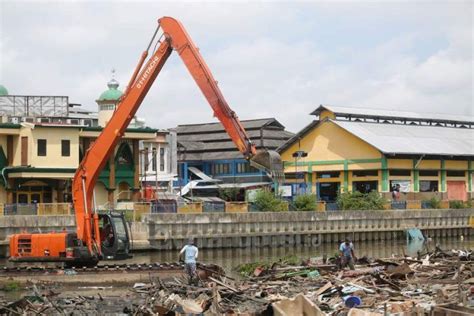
xmin=179 ymin=237 xmax=199 ymax=283
xmin=339 ymin=238 xmax=356 ymax=270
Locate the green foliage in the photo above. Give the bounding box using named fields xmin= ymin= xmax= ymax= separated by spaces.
xmin=218 ymin=188 xmax=240 ymax=201
xmin=2 ymin=281 xmax=21 ymax=292
xmin=425 ymin=197 xmax=441 ymax=209
xmin=236 ymin=261 xmax=270 ymax=277
xmin=449 ymin=200 xmax=472 ymax=209
xmin=254 ymin=190 xmax=287 ymax=212
xmin=337 ymin=191 xmax=387 ymax=210
xmin=293 ymin=194 xmax=317 ymax=211
xmin=235 ymin=255 xmax=301 ymax=277
xmin=279 ymin=255 xmax=301 ymax=265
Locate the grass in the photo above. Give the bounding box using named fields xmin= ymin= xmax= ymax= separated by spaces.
xmin=2 ymin=281 xmax=21 ymax=292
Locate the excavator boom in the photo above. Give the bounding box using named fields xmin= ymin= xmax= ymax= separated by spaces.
xmin=9 ymin=16 xmax=283 ymax=265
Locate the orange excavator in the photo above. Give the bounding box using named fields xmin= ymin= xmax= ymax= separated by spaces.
xmin=9 ymin=17 xmax=283 ymax=266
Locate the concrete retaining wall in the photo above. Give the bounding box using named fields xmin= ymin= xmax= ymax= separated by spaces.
xmin=0 ymin=209 xmax=472 ymax=255
xmin=145 ymin=209 xmax=473 ymax=250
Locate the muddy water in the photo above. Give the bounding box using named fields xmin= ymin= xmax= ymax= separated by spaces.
xmin=127 ymin=237 xmax=473 ymax=275
xmin=0 ymin=237 xmax=471 ymax=273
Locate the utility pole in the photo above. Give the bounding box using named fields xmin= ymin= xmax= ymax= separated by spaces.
xmin=292 ymin=150 xmax=308 ymax=196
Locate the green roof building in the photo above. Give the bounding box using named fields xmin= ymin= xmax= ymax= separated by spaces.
xmin=0 ymin=85 xmax=9 ymax=96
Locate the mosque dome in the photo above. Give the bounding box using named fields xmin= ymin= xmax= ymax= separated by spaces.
xmin=97 ymin=78 xmax=123 ymax=101
xmin=0 ymin=85 xmax=9 ymax=96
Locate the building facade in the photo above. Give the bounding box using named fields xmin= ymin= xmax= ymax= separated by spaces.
xmin=176 ymin=118 xmax=294 ymax=196
xmin=140 ymin=129 xmax=178 ymax=194
xmin=0 ymin=78 xmax=175 ymax=208
xmin=278 ymin=105 xmax=474 ymax=202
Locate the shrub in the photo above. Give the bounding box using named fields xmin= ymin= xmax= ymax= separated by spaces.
xmin=337 ymin=191 xmax=387 ymax=210
xmin=293 ymin=194 xmax=317 ymax=211
xmin=254 ymin=190 xmax=287 ymax=212
xmin=218 ymin=188 xmax=240 ymax=201
xmin=428 ymin=197 xmax=441 ymax=209
xmin=449 ymin=200 xmax=472 ymax=209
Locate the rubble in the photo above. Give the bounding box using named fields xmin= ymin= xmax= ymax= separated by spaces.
xmin=0 ymin=246 xmax=472 ymax=315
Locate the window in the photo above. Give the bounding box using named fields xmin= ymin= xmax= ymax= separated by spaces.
xmin=420 ymin=180 xmax=438 ymax=192
xmin=100 ymin=104 xmax=115 ymax=111
xmin=352 ymin=170 xmax=378 ymax=177
xmin=353 ymin=181 xmax=378 ymax=193
xmin=160 ymin=148 xmax=165 ymax=171
xmin=61 ymin=140 xmax=70 ymax=157
xmin=316 ymin=171 xmax=340 ymax=178
xmin=419 ymin=170 xmax=438 ymax=177
xmin=236 ymin=162 xmax=259 ymax=174
xmin=447 ymin=170 xmax=465 ymax=177
xmin=211 ymin=163 xmax=231 ymax=175
xmin=37 ymin=139 xmax=47 ymax=156
xmin=152 ymin=148 xmax=157 ymax=172
xmin=389 ymin=169 xmax=411 ymax=176
xmin=144 ymin=147 xmax=149 ymax=170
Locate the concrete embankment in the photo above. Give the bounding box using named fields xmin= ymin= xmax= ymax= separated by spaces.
xmin=0 ymin=209 xmax=472 ymax=255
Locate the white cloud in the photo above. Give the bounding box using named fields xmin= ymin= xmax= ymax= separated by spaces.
xmin=0 ymin=1 xmax=472 ymax=132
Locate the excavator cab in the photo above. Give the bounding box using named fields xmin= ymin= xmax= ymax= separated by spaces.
xmin=98 ymin=212 xmax=132 ymax=260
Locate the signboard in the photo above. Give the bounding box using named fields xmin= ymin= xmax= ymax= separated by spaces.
xmin=391 ymin=180 xmax=411 ymax=193
xmin=280 ymin=185 xmax=292 ymax=197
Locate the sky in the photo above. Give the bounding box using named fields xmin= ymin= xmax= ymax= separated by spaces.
xmin=0 ymin=0 xmax=472 ymax=133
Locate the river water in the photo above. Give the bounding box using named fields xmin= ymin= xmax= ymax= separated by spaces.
xmin=127 ymin=236 xmax=473 ymax=275
xmin=1 ymin=237 xmax=471 ymax=274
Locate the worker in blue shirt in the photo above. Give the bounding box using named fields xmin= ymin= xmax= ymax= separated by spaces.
xmin=179 ymin=237 xmax=199 ymax=283
xmin=339 ymin=238 xmax=356 ymax=270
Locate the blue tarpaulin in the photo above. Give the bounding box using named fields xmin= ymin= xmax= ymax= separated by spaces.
xmin=406 ymin=228 xmax=425 ymax=241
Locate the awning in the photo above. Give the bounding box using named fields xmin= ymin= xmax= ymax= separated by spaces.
xmin=192 ymin=182 xmax=271 ymax=189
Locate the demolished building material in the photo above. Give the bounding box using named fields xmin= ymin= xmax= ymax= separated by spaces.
xmin=0 ymin=246 xmax=472 ymax=315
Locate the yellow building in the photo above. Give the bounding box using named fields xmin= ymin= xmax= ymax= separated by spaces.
xmin=0 ymin=80 xmax=158 ymax=208
xmin=278 ymin=105 xmax=474 ymax=202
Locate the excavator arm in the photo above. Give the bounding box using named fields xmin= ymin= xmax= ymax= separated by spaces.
xmin=72 ymin=16 xmax=282 ymax=256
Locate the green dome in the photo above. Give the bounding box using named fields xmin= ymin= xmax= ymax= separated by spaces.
xmin=0 ymin=85 xmax=8 ymax=96
xmin=97 ymin=79 xmax=122 ymax=101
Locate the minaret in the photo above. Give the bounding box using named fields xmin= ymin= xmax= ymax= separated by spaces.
xmin=96 ymin=69 xmax=123 ymax=127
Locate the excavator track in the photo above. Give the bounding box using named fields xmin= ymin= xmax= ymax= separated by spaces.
xmin=0 ymin=262 xmax=223 ymax=280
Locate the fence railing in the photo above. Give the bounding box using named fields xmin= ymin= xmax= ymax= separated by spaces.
xmin=0 ymin=199 xmax=469 ymax=218
xmin=1 ymin=203 xmax=73 ymax=216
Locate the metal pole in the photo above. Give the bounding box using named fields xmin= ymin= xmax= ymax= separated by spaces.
xmin=92 ymin=188 xmax=97 ymax=213
xmin=82 ymin=177 xmax=89 ymax=216
xmin=155 ymin=147 xmax=159 ymax=199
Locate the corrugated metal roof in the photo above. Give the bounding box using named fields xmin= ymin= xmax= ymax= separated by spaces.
xmin=332 ymin=120 xmax=474 ymax=156
xmin=179 ymin=129 xmax=294 ymax=142
xmin=180 ymin=151 xmax=245 ymax=161
xmin=177 ymin=118 xmax=285 ymax=134
xmin=177 ymin=118 xmax=293 ymax=162
xmin=311 ymin=105 xmax=474 ymax=124
xmin=180 ymin=139 xmax=285 ymax=152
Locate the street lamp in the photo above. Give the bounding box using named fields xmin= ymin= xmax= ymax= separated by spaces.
xmin=292 ymin=150 xmax=308 ymax=196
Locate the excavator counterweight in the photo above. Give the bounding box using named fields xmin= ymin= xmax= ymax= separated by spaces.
xmin=9 ymin=16 xmax=283 ymax=266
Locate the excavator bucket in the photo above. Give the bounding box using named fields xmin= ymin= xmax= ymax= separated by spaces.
xmin=250 ymin=150 xmax=285 ymax=182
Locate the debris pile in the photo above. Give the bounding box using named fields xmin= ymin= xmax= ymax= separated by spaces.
xmin=0 ymin=247 xmax=472 ymax=315
xmin=128 ymin=248 xmax=473 ymax=315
